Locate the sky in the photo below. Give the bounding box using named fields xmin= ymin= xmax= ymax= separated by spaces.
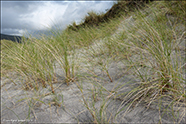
xmin=1 ymin=1 xmax=115 ymax=37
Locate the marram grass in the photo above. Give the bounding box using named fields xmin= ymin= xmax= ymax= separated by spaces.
xmin=1 ymin=1 xmax=185 ymax=123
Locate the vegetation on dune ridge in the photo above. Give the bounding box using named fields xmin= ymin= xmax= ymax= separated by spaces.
xmin=67 ymin=0 xmax=154 ymax=31
xmin=1 ymin=1 xmax=186 ymax=123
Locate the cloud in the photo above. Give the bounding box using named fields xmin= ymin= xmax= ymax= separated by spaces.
xmin=1 ymin=28 xmax=25 ymax=36
xmin=1 ymin=1 xmax=114 ymax=36
xmin=19 ymin=2 xmax=68 ymax=30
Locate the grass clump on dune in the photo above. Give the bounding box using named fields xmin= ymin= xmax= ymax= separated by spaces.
xmin=102 ymin=1 xmax=185 ymax=123
xmin=1 ymin=38 xmax=56 ymax=92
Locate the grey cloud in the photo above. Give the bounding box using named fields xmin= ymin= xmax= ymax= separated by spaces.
xmin=2 ymin=1 xmax=43 ymax=30
xmin=1 ymin=28 xmax=24 ymax=36
xmin=1 ymin=1 xmax=114 ymax=36
xmin=2 ymin=1 xmax=40 ymax=14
